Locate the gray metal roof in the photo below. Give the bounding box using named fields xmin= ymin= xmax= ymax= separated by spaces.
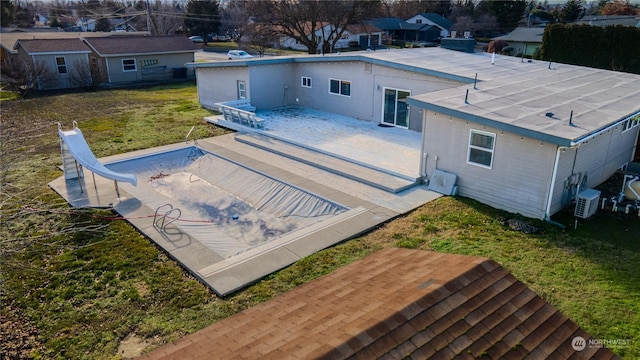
xmin=188 ymin=47 xmax=640 ymax=146
xmin=493 ymin=27 xmax=544 ymax=43
xmin=575 ymin=15 xmax=640 ymax=27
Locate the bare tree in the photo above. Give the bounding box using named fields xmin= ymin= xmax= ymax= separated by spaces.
xmin=451 ymin=15 xmax=474 ymax=34
xmin=240 ymin=23 xmax=278 ymax=56
xmin=1 ymin=57 xmax=58 ymax=97
xmin=384 ymin=0 xmax=452 ymax=19
xmin=149 ymin=0 xmax=187 ymax=34
xmin=222 ymin=0 xmax=252 ymax=40
xmin=248 ymin=0 xmax=382 ymax=55
xmin=68 ymin=59 xmax=102 ymax=90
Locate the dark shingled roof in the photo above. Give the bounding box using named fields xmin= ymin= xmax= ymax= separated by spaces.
xmin=139 ymin=248 xmax=619 ymax=360
xmin=84 ymin=35 xmax=198 ymax=56
xmin=14 ymin=38 xmax=90 ymax=53
xmin=420 ymin=12 xmax=453 ymax=30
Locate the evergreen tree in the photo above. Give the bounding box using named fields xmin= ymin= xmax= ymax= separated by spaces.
xmin=477 ymin=0 xmax=527 ymax=33
xmin=1 ymin=0 xmax=15 ymax=26
xmin=560 ymin=0 xmax=583 ymax=22
xmin=185 ymin=0 xmax=221 ymax=44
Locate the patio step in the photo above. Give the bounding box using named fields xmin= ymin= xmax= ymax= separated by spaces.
xmin=234 ymin=133 xmax=419 ymax=193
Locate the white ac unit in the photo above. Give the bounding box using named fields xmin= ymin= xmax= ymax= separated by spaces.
xmin=574 ymin=189 xmax=601 ymax=219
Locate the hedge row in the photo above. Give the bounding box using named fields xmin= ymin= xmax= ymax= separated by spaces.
xmin=540 ymin=24 xmax=640 ymax=74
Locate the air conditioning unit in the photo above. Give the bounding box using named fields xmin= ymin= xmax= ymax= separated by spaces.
xmin=574 ymin=189 xmax=601 ymax=219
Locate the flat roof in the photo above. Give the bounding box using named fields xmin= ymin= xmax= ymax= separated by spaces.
xmin=188 ymin=47 xmax=640 ymax=146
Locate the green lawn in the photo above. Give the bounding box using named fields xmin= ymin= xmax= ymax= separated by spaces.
xmin=1 ymin=84 xmax=638 ymax=359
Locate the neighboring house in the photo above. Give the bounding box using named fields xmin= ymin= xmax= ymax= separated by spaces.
xmin=111 ymin=18 xmax=138 ymax=32
xmin=343 ymin=23 xmax=385 ymax=49
xmin=34 ymin=14 xmax=49 ymax=26
xmin=84 ymin=36 xmax=198 ymax=85
xmin=13 ymin=38 xmax=92 ymax=90
xmin=575 ymin=15 xmax=640 ymax=27
xmin=405 ymin=12 xmax=452 ymax=38
xmin=140 ymin=248 xmax=618 ymax=359
xmin=187 ymin=47 xmax=640 ymax=220
xmin=75 ymin=18 xmax=96 ymax=32
xmin=366 ymin=17 xmax=441 ymax=45
xmin=492 ymin=27 xmax=544 ymax=57
xmin=8 ymin=34 xmax=196 ymax=90
xmin=277 ymin=23 xmax=383 ymax=52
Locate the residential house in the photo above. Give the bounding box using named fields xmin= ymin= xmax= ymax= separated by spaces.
xmin=343 ymin=23 xmax=385 ymax=49
xmin=34 ymin=14 xmax=49 ymax=27
xmin=9 ymin=34 xmax=197 ymax=90
xmin=187 ymin=47 xmax=640 ymax=220
xmin=75 ymin=18 xmax=96 ymax=32
xmin=13 ymin=38 xmax=92 ymax=90
xmin=83 ymin=35 xmax=198 ymax=85
xmin=366 ymin=17 xmax=441 ymax=45
xmin=405 ymin=12 xmax=452 ymax=38
xmin=575 ymin=15 xmax=640 ymax=27
xmin=492 ymin=27 xmax=544 ymax=57
xmin=277 ymin=23 xmax=384 ymax=52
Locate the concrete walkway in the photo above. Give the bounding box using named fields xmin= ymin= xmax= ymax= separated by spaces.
xmin=49 ymin=111 xmax=440 ymax=296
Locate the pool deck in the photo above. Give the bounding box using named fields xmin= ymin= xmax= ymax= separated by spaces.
xmin=49 ymin=115 xmax=441 ymax=296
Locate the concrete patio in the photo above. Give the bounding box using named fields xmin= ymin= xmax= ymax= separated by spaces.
xmin=49 ymin=108 xmax=441 ymax=296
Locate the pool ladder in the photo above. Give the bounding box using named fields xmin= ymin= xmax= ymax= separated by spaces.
xmin=154 ymin=204 xmax=182 ymax=233
xmin=185 ymin=126 xmax=200 ymax=146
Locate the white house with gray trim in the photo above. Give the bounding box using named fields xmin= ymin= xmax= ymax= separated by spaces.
xmin=187 ymin=48 xmax=640 ymax=220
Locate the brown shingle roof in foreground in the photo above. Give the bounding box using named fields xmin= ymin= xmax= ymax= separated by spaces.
xmin=139 ymin=248 xmax=619 ymax=360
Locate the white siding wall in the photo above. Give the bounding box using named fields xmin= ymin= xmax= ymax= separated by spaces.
xmin=249 ymin=64 xmax=296 ymax=109
xmin=193 ymin=60 xmax=461 ymax=130
xmin=548 ymin=123 xmax=640 ymax=214
xmin=423 ymin=110 xmax=557 ymax=219
xmin=196 ymin=67 xmax=250 ymax=109
xmin=289 ymin=61 xmax=461 ymax=130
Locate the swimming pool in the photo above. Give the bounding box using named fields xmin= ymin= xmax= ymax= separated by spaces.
xmin=107 ymin=146 xmax=349 ymax=258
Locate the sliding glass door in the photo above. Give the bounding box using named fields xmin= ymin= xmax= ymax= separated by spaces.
xmin=382 ymin=88 xmax=410 ymax=128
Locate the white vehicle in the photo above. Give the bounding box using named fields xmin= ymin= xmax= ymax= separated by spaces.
xmin=227 ymin=50 xmax=253 ymax=60
xmin=188 ymin=36 xmax=204 ymax=43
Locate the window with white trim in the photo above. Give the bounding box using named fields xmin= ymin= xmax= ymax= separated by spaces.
xmin=122 ymin=58 xmax=136 ymax=72
xmin=329 ymin=78 xmax=350 ymax=96
xmin=55 ymin=57 xmax=67 ymax=74
xmin=467 ymin=130 xmax=496 ymax=168
xmin=237 ymin=80 xmax=246 ymax=99
xmin=301 ymin=76 xmax=312 ymax=88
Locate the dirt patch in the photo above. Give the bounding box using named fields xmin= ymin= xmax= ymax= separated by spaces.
xmin=0 ymin=302 xmax=45 ymax=359
xmin=134 ymin=281 xmax=150 ymax=297
xmin=117 ymin=333 xmax=152 ymax=359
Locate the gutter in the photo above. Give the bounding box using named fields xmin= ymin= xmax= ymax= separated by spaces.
xmin=570 ymin=110 xmax=640 ymax=146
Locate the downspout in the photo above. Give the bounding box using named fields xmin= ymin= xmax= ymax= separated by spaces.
xmin=544 ymin=145 xmax=568 ymax=228
xmin=419 ymin=109 xmax=429 ymax=181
